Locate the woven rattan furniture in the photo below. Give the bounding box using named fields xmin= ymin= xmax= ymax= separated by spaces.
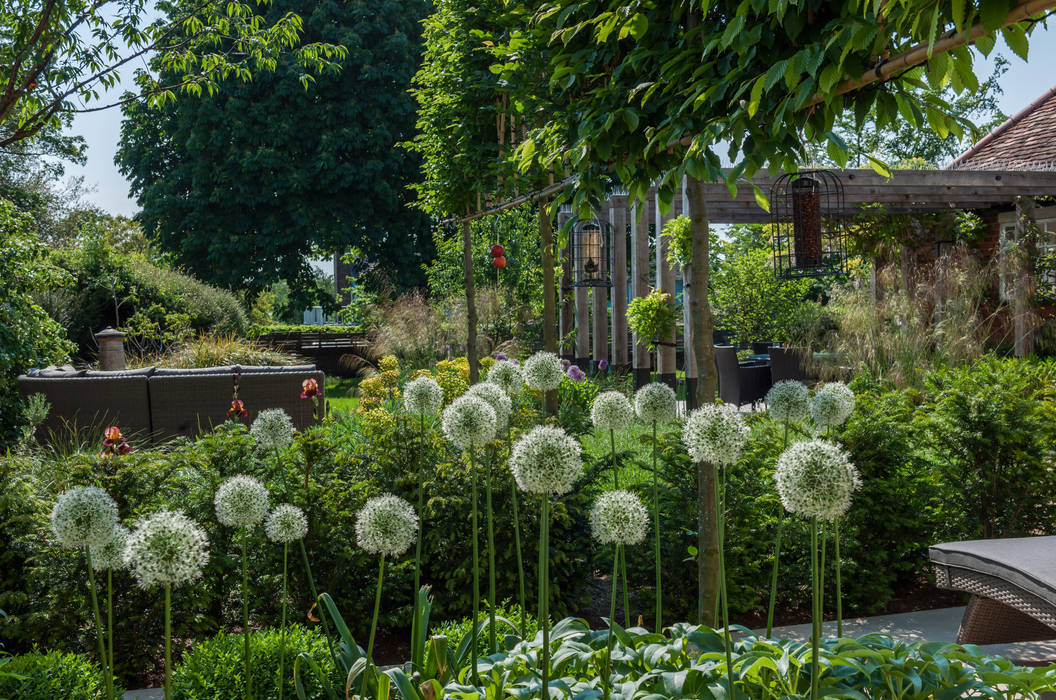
xmin=930 ymin=537 xmax=1056 ymax=646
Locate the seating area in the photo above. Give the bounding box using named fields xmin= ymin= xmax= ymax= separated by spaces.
xmin=714 ymin=344 xmax=818 ymax=407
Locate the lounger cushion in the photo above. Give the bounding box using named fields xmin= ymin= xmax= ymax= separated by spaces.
xmin=235 ymin=364 xmax=316 ymax=374
xmin=84 ymin=367 xmax=156 ymax=377
xmin=26 ymin=365 xmax=86 ymax=378
xmin=930 ymin=537 xmax=1056 ymax=607
xmin=153 ymin=365 xmax=238 ymax=376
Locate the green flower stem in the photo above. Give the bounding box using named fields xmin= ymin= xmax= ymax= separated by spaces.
xmin=279 ymin=542 xmax=288 ymax=700
xmin=610 ymin=429 xmax=619 ymax=489
xmin=241 ymin=532 xmax=252 ymax=700
xmin=715 ymin=467 xmax=734 ymax=697
xmin=835 ymin=518 xmax=843 ymax=638
xmin=413 ymin=413 xmax=426 ymax=669
xmin=620 ymin=546 xmax=630 ymax=628
xmin=470 ymin=448 xmax=481 ymax=684
xmin=651 ymin=420 xmax=662 ymax=633
xmin=364 ymin=556 xmax=385 ymax=698
xmin=510 ymin=472 xmax=527 ymax=637
xmin=602 ymin=544 xmax=619 ymax=700
xmin=107 ymin=568 xmax=114 ymax=687
xmin=810 ymin=518 xmax=820 ymax=700
xmin=486 ymin=448 xmax=497 ymax=654
xmin=766 ymin=421 xmax=791 ymax=638
xmin=165 ymin=583 xmax=172 ymax=700
xmin=298 ymin=540 xmax=336 ymax=669
xmin=538 ymin=494 xmax=551 ymax=700
xmin=819 ymin=523 xmax=827 ymax=623
xmin=85 ymin=548 xmax=112 ymax=700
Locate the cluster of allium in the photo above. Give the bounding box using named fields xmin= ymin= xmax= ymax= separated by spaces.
xmin=810 ymin=382 xmax=855 ymax=428
xmin=125 ymin=510 xmax=209 ymax=588
xmin=403 ymin=376 xmax=444 ymax=416
xmin=356 ymin=494 xmax=418 ymax=558
xmin=523 ymin=351 xmax=564 ymax=392
xmin=683 ymin=404 xmax=749 ymax=466
xmin=214 ymin=475 xmax=270 ymax=529
xmin=265 ymin=504 xmax=308 ymax=543
xmin=634 ymin=382 xmax=677 ymax=423
xmin=51 ymin=486 xmax=119 ymax=549
xmin=591 ymin=391 xmax=634 ymax=431
xmin=774 ymin=439 xmax=861 ymax=521
xmin=441 ymin=394 xmax=497 ymax=450
xmin=509 ymin=426 xmax=583 ymax=495
xmin=590 ymin=490 xmax=648 ymax=546
xmin=466 ymin=382 xmax=512 ymax=431
xmin=250 ymin=409 xmax=295 ymax=451
xmin=487 ymin=360 xmax=524 ymax=395
xmin=766 ymin=380 xmax=810 ymax=424
xmin=90 ymin=525 xmax=130 ymax=571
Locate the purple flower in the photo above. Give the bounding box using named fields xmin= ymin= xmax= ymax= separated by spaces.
xmin=597 ymin=359 xmax=609 ymax=371
xmin=566 ymin=365 xmax=586 ymax=382
xmin=561 ymin=358 xmax=571 ymax=369
xmin=495 ymin=353 xmax=507 ymax=361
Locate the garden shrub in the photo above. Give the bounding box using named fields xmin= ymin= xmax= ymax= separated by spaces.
xmin=138 ymin=334 xmax=303 ymax=369
xmin=171 ymin=626 xmax=338 ymax=699
xmin=430 ymin=600 xmax=538 ymax=655
xmin=0 ymin=650 xmax=121 ymax=699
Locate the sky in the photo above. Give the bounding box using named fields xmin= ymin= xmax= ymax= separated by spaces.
xmin=62 ymin=23 xmax=1056 ymax=218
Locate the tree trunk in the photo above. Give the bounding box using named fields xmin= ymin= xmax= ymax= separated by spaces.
xmin=685 ymin=176 xmax=718 ymax=626
xmin=464 ymin=219 xmax=479 ymax=383
xmin=540 ymin=202 xmax=559 ymax=414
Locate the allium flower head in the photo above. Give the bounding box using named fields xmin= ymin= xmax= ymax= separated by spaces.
xmin=509 ymin=425 xmax=583 ymax=495
xmin=523 ymin=351 xmax=564 ymax=392
xmin=214 ymin=475 xmax=270 ymax=529
xmin=775 ymin=439 xmax=861 ymax=521
xmin=591 ymin=391 xmax=633 ymax=431
xmin=766 ymin=380 xmax=810 ymax=424
xmin=590 ymin=490 xmax=648 ymax=546
xmin=635 ymin=382 xmax=677 ymax=423
xmin=487 ymin=360 xmax=524 ymax=396
xmin=683 ymin=404 xmax=749 ymax=466
xmin=125 ymin=510 xmax=209 ymax=588
xmin=597 ymin=359 xmax=609 ymax=371
xmin=810 ymin=382 xmax=855 ymax=428
xmin=250 ymin=409 xmax=295 ymax=451
xmin=355 ymin=494 xmax=418 ymax=558
xmin=51 ymin=486 xmax=119 ymax=549
xmin=441 ymin=394 xmax=497 ymax=450
xmin=466 ymin=382 xmax=513 ymax=431
xmin=90 ymin=525 xmax=129 ymax=571
xmin=566 ymin=365 xmax=586 ymax=383
xmin=403 ymin=376 xmax=444 ymax=416
xmin=265 ymin=504 xmax=308 ymax=543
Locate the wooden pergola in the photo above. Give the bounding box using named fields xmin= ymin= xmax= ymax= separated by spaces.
xmin=557 ymin=168 xmax=1056 ymax=391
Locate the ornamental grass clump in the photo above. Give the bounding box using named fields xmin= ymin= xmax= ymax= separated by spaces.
xmin=590 ymin=490 xmax=648 ymax=700
xmin=250 ymin=408 xmax=296 ymax=452
xmin=774 ymin=439 xmax=861 ymax=700
xmin=487 ymin=359 xmax=524 ymax=396
xmin=51 ymin=486 xmax=119 ymax=698
xmin=509 ymin=425 xmax=583 ymax=699
xmin=355 ymin=494 xmax=418 ymax=693
xmin=215 ymin=474 xmax=269 ymax=699
xmin=90 ymin=525 xmax=128 ymax=688
xmin=682 ymin=404 xmax=748 ymax=694
xmin=125 ymin=510 xmax=209 ymax=700
xmin=763 ymin=379 xmax=810 ymax=636
xmin=265 ymin=504 xmax=308 ymax=700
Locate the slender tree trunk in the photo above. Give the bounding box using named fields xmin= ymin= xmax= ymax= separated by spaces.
xmin=464 ymin=219 xmax=480 ymax=383
xmin=540 ymin=202 xmax=559 ymax=414
xmin=685 ymin=176 xmax=719 ymax=625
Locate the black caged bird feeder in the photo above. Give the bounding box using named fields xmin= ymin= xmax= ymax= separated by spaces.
xmin=570 ymin=216 xmax=612 ymax=288
xmin=770 ymin=169 xmax=849 ymax=279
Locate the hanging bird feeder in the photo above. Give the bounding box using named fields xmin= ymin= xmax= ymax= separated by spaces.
xmin=770 ymin=169 xmax=848 ymax=279
xmin=571 ymin=217 xmax=612 ymax=287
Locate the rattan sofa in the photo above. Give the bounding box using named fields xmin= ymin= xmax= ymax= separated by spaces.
xmin=18 ymin=364 xmax=324 ymax=445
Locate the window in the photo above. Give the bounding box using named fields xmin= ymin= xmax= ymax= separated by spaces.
xmin=999 ymin=215 xmax=1056 ymax=301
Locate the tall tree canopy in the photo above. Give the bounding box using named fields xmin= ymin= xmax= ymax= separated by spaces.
xmin=117 ymin=0 xmax=431 ymax=306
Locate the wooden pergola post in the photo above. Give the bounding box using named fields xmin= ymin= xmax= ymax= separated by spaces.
xmin=610 ymin=194 xmax=630 ymax=369
xmin=680 ymin=181 xmax=698 ymax=409
xmin=631 ymin=197 xmax=652 ymax=388
xmin=558 ymin=206 xmax=574 ymax=361
xmin=655 ymin=194 xmax=677 ymax=388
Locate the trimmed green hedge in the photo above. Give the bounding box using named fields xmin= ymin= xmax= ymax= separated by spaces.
xmin=0 ymin=651 xmax=121 ymax=699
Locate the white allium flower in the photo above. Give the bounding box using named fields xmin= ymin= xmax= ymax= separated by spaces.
xmin=441 ymin=394 xmax=497 ymax=450
xmin=509 ymin=426 xmax=583 ymax=495
xmin=810 ymin=382 xmax=856 ymax=428
xmin=523 ymin=351 xmax=564 ymax=392
xmin=487 ymin=360 xmax=524 ymax=395
xmin=590 ymin=490 xmax=649 ymax=546
xmin=90 ymin=525 xmax=129 ymax=571
xmin=634 ymin=382 xmax=677 ymax=424
xmin=683 ymin=403 xmax=749 ymax=466
xmin=466 ymin=382 xmax=513 ymax=432
xmin=124 ymin=510 xmax=209 ymax=588
xmin=51 ymin=486 xmax=119 ymax=549
xmin=214 ymin=475 xmax=270 ymax=529
xmin=591 ymin=391 xmax=634 ymax=431
xmin=355 ymin=494 xmax=418 ymax=558
xmin=265 ymin=504 xmax=308 ymax=543
xmin=404 ymin=376 xmax=444 ymax=416
xmin=766 ymin=380 xmax=810 ymax=424
xmin=774 ymin=439 xmax=861 ymax=522
xmin=250 ymin=409 xmax=295 ymax=451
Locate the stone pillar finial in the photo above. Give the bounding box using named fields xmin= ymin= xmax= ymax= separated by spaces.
xmin=94 ymin=327 xmax=126 ymax=371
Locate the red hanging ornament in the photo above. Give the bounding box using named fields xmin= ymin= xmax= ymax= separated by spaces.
xmin=490 ymin=244 xmax=505 ymax=258
xmin=492 ymin=256 xmax=507 ymax=269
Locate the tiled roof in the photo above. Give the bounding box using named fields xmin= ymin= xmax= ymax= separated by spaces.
xmin=947 ymin=85 xmax=1056 ymax=171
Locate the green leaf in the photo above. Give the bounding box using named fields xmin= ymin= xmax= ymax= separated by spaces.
xmin=866 ymin=154 xmax=892 ymax=178
xmin=748 ymin=75 xmax=765 ymax=118
xmin=980 ymin=0 xmax=1011 ymax=32
xmin=1002 ymin=25 xmax=1029 ymax=61
xmin=975 ymin=33 xmax=997 ymax=56
xmin=719 ymin=15 xmax=744 ymax=49
xmin=752 ymin=184 xmax=770 ymax=213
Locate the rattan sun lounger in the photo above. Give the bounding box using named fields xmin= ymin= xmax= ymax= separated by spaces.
xmin=930 ymin=537 xmax=1056 ymax=645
